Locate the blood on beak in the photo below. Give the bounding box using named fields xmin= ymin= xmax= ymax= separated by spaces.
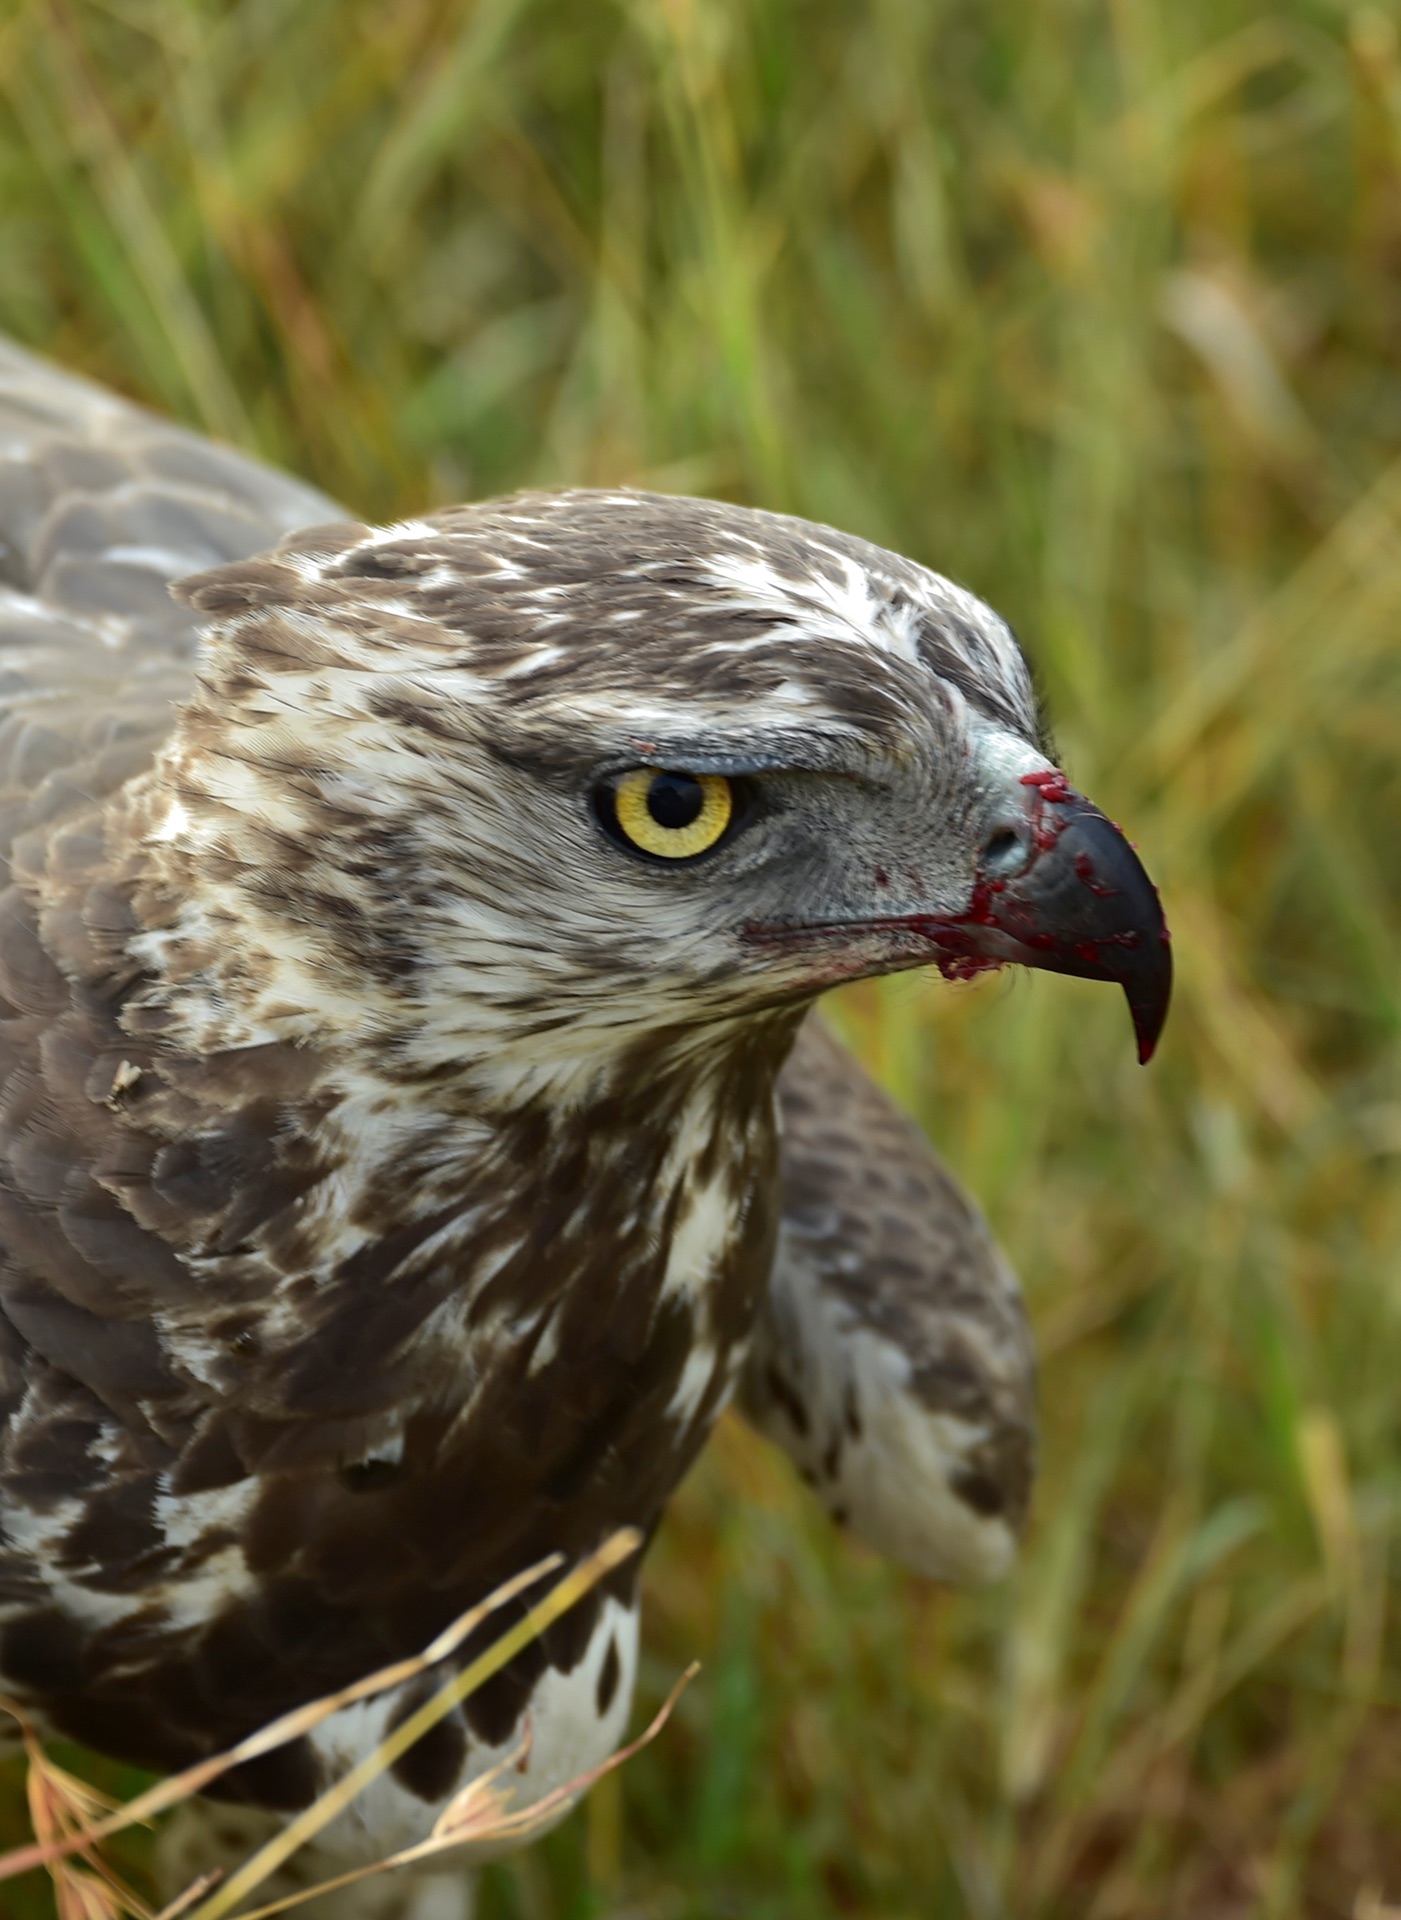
xmin=911 ymin=772 xmax=1172 ymax=1063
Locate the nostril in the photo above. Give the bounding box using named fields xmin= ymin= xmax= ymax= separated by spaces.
xmin=981 ymin=827 xmax=1031 ymax=878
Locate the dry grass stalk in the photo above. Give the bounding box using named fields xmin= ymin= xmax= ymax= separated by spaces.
xmin=1 ymin=1699 xmax=154 ymax=1920
xmin=222 ymin=1661 xmax=700 ymax=1920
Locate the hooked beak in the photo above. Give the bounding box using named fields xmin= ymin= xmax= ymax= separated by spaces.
xmin=912 ymin=772 xmax=1172 ymax=1063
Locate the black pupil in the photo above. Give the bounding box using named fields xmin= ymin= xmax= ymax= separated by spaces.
xmin=646 ymin=772 xmax=705 ymax=831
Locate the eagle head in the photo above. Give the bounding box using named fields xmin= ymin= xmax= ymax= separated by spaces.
xmin=160 ymin=488 xmax=1169 ymax=1091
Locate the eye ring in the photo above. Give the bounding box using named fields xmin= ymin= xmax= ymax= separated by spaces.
xmin=602 ymin=769 xmax=735 ymax=861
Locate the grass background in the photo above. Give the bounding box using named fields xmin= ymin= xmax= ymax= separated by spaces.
xmin=1 ymin=0 xmax=1400 ymax=1914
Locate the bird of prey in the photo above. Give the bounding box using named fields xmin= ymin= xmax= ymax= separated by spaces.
xmin=0 ymin=337 xmax=1169 ymax=1915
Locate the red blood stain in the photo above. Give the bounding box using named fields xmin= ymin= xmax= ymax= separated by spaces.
xmin=1070 ymin=931 xmax=1140 ymax=965
xmin=962 ymin=875 xmax=1007 ymax=925
xmin=1019 ymin=768 xmax=1074 ymax=851
xmin=936 ymin=953 xmax=1004 ymax=983
xmin=898 ymin=901 xmax=1007 ymax=983
xmin=1020 ymin=769 xmax=1073 ymax=801
xmin=1074 ymin=850 xmax=1120 ymax=898
xmin=874 ymin=865 xmax=890 ymax=888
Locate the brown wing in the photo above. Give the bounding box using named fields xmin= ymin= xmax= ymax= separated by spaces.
xmin=0 ymin=333 xmax=339 ymax=832
xmin=745 ymin=1016 xmax=1036 ymax=1583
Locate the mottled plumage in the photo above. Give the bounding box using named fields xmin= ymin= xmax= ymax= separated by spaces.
xmin=0 ymin=337 xmax=1168 ymax=1913
xmin=745 ymin=1017 xmax=1033 ymax=1583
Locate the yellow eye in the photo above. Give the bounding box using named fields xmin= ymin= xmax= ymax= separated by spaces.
xmin=611 ymin=769 xmax=734 ymax=860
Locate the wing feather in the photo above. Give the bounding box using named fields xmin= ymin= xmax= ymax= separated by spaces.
xmin=0 ymin=334 xmax=340 ymax=834
xmin=748 ymin=1017 xmax=1036 ymax=1583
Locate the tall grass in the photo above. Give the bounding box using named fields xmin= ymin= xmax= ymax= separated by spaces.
xmin=1 ymin=1 xmax=1398 ymax=1914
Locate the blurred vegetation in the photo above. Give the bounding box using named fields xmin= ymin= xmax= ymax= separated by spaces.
xmin=1 ymin=0 xmax=1400 ymax=1914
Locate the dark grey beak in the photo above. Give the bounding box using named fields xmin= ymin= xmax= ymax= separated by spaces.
xmin=916 ymin=774 xmax=1173 ymax=1063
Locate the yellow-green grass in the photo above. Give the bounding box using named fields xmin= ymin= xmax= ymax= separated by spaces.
xmin=1 ymin=0 xmax=1399 ymax=1913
